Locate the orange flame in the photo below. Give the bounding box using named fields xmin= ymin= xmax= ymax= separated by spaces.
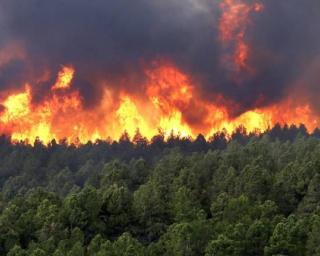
xmin=52 ymin=66 xmax=75 ymax=90
xmin=219 ymin=0 xmax=263 ymax=72
xmin=0 ymin=64 xmax=318 ymax=144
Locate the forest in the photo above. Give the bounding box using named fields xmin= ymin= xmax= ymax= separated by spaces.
xmin=1 ymin=124 xmax=320 ymax=255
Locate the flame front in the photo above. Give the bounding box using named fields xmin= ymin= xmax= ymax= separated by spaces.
xmin=0 ymin=0 xmax=318 ymax=144
xmin=0 ymin=63 xmax=318 ymax=144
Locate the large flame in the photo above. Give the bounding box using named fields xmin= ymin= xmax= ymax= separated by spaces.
xmin=0 ymin=63 xmax=318 ymax=144
xmin=0 ymin=0 xmax=318 ymax=144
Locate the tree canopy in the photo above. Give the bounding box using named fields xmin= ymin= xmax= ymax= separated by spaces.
xmin=0 ymin=125 xmax=320 ymax=255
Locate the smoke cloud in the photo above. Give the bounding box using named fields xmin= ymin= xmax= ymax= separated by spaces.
xmin=0 ymin=0 xmax=319 ymax=114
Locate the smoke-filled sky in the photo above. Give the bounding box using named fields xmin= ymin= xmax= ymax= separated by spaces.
xmin=0 ymin=0 xmax=320 ymax=115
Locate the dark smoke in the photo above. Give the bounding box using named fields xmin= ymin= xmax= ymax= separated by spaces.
xmin=0 ymin=0 xmax=319 ymax=115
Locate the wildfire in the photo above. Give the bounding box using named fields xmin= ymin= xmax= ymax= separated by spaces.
xmin=0 ymin=63 xmax=318 ymax=144
xmin=0 ymin=1 xmax=318 ymax=145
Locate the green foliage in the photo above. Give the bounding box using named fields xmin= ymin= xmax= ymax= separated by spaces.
xmin=7 ymin=245 xmax=27 ymax=256
xmin=0 ymin=132 xmax=319 ymax=255
xmin=264 ymin=216 xmax=309 ymax=256
xmin=205 ymin=235 xmax=239 ymax=256
xmin=101 ymin=184 xmax=132 ymax=235
xmin=306 ymin=215 xmax=320 ymax=256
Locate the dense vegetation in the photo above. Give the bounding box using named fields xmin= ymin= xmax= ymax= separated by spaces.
xmin=1 ymin=124 xmax=320 ymax=255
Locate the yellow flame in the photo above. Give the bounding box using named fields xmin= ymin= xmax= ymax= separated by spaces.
xmin=0 ymin=64 xmax=318 ymax=145
xmin=11 ymin=122 xmax=53 ymax=144
xmin=0 ymin=87 xmax=31 ymax=122
xmin=210 ymin=110 xmax=272 ymax=135
xmin=52 ymin=66 xmax=75 ymax=90
xmin=159 ymin=111 xmax=194 ymax=138
xmin=116 ymin=97 xmax=156 ymax=139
